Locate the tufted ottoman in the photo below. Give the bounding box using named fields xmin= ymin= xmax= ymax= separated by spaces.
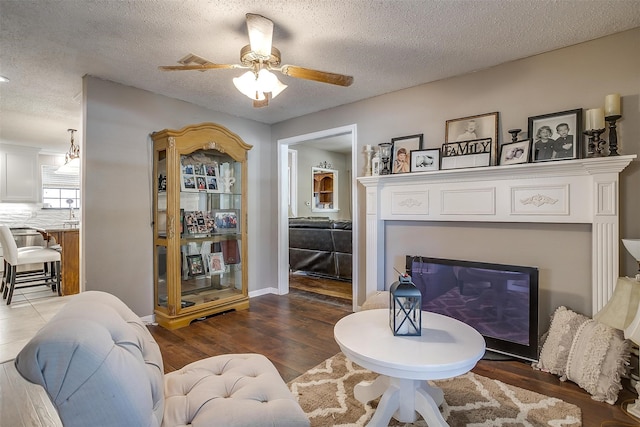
xmin=164 ymin=354 xmax=307 ymax=426
xmin=15 ymin=291 xmax=309 ymax=427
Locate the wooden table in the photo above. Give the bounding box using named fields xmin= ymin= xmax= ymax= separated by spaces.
xmin=334 ymin=309 xmax=485 ymax=426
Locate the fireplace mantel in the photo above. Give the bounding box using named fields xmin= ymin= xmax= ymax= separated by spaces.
xmin=357 ymin=155 xmax=636 ymax=313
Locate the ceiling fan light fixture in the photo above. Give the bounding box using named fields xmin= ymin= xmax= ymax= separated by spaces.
xmin=233 ymin=71 xmax=261 ymax=100
xmin=233 ymin=69 xmax=287 ymax=101
xmin=270 ymin=77 xmax=288 ymax=99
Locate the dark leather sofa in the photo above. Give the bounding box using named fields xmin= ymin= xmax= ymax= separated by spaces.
xmin=289 ymin=217 xmax=352 ymax=281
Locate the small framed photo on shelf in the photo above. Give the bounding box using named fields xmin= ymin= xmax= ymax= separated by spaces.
xmin=410 ymin=149 xmax=440 ymax=172
xmin=186 ymin=254 xmax=205 ymax=277
xmin=196 ymin=176 xmax=207 ymax=191
xmin=528 ymin=108 xmax=581 ymax=162
xmin=158 ymin=174 xmax=167 ymax=192
xmin=206 ymin=252 xmax=225 ymax=275
xmin=391 ymin=134 xmax=423 ymax=174
xmin=499 ymin=140 xmax=531 ymax=165
xmin=181 ymin=175 xmax=197 ymax=192
xmin=214 ymin=210 xmax=239 ymax=233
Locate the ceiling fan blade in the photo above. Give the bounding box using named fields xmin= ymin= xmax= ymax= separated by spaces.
xmin=158 ymin=63 xmax=239 ymax=71
xmin=279 ymin=65 xmax=354 ymax=87
xmin=246 ymin=13 xmax=273 ymax=58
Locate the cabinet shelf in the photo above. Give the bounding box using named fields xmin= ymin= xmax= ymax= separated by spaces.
xmin=151 ymin=123 xmax=252 ymax=330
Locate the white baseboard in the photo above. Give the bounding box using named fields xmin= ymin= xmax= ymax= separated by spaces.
xmin=249 ymin=287 xmax=280 ymax=298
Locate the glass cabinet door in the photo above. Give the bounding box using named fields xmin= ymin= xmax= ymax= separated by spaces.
xmin=176 ymin=149 xmax=243 ymax=309
xmin=154 ymin=149 xmax=168 ymax=309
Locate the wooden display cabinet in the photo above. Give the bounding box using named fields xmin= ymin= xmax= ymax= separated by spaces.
xmin=151 ymin=123 xmax=252 ymax=329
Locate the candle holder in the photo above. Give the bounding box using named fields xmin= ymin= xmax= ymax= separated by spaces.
xmin=364 ymin=145 xmax=374 ymax=176
xmin=378 ymin=142 xmax=392 ymax=175
xmin=583 ymin=129 xmax=608 ymax=157
xmin=605 ymin=115 xmax=621 ymax=156
xmin=508 ymin=129 xmax=521 ymax=143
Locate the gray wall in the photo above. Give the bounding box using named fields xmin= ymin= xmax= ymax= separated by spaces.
xmin=272 ymin=28 xmax=640 ymax=327
xmin=291 ymin=144 xmax=351 ymax=220
xmin=81 ymin=29 xmax=639 ymax=325
xmin=83 ymin=76 xmax=272 ymax=316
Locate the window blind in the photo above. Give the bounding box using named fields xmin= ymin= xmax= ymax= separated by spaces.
xmin=42 ymin=165 xmax=80 ymax=189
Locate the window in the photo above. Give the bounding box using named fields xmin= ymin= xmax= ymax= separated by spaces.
xmin=41 ymin=165 xmax=80 ymax=208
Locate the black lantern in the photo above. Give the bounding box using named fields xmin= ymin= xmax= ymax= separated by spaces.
xmin=389 ymin=274 xmax=422 ymax=336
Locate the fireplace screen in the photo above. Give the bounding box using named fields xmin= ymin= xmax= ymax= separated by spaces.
xmin=406 ymin=256 xmax=539 ymax=362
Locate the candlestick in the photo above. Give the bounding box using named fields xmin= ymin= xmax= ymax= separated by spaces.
xmin=605 ymin=114 xmax=622 ymax=156
xmin=605 ymin=93 xmax=621 ymax=116
xmin=507 ymin=129 xmax=521 ymax=143
xmin=364 ymin=145 xmax=374 ymax=176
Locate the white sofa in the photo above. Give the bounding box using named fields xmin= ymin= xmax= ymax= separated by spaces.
xmin=15 ymin=291 xmax=309 ymax=427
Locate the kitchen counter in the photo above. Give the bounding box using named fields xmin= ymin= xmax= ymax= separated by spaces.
xmin=7 ymin=226 xmax=79 ymax=296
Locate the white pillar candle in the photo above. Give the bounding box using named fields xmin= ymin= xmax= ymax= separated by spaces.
xmin=585 ymin=109 xmax=592 ymax=130
xmin=605 ymin=93 xmax=621 ymax=116
xmin=592 ymin=108 xmax=605 ymax=130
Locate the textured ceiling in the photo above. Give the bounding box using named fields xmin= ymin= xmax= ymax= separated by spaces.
xmin=1 ymin=0 xmax=639 ymax=153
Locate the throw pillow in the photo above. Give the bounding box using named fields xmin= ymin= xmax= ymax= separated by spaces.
xmin=565 ymin=319 xmax=630 ymax=404
xmin=361 ymin=291 xmax=390 ymax=310
xmin=532 ymin=306 xmax=589 ymax=376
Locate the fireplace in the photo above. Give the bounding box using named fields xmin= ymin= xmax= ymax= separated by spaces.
xmin=406 ymin=256 xmax=539 ymax=361
xmin=357 ymin=155 xmax=636 ymax=318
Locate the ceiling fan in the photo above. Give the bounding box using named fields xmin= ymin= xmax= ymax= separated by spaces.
xmin=159 ymin=13 xmax=354 ymax=108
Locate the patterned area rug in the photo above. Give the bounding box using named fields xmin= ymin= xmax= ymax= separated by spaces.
xmin=288 ymin=353 xmax=581 ymax=426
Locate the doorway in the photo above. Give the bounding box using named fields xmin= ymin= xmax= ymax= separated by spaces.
xmin=277 ymin=125 xmax=358 ymax=311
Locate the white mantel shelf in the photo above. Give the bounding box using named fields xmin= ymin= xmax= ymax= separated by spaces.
xmin=357 ymin=155 xmax=637 ymax=314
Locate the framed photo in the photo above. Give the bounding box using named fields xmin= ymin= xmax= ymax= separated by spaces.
xmin=180 ymin=155 xmax=220 ymax=192
xmin=186 ymin=254 xmax=205 ymax=277
xmin=391 ymin=134 xmax=423 ymax=174
xmin=206 ymin=252 xmax=225 ymax=275
xmin=528 ymin=109 xmax=581 ymax=162
xmin=181 ymin=174 xmax=197 ymax=192
xmin=214 ymin=210 xmax=239 ymax=233
xmin=445 ymin=112 xmax=499 ymax=166
xmin=158 ymin=173 xmax=167 ymax=192
xmin=410 ymin=149 xmax=440 ymax=172
xmin=499 ymin=140 xmax=532 ymax=165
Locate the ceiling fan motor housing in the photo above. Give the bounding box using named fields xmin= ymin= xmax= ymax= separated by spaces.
xmin=240 ymin=45 xmax=281 ymax=67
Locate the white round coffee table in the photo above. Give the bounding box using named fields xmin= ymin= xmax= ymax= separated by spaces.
xmin=334 ymin=309 xmax=485 ymax=426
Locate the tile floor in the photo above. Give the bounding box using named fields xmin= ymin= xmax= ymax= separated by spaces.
xmin=0 ymin=285 xmax=69 ymax=363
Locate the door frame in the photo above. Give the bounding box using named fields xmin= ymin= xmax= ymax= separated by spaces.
xmin=277 ymin=124 xmax=358 ymax=311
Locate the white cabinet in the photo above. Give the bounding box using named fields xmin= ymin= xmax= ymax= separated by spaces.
xmin=0 ymin=144 xmax=40 ymax=202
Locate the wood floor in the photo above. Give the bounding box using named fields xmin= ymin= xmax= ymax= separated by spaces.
xmin=150 ymin=288 xmax=639 ymax=427
xmin=2 ymin=288 xmax=638 ymax=426
xmin=288 ymin=271 xmax=352 ymax=301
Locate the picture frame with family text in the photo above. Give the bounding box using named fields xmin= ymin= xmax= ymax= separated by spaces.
xmin=445 ymin=112 xmax=499 ymax=165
